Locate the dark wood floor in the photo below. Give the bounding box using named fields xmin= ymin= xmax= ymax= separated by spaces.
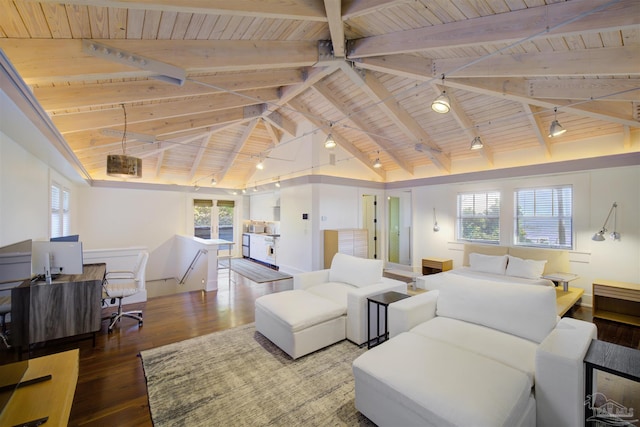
xmin=22 ymin=275 xmax=640 ymax=426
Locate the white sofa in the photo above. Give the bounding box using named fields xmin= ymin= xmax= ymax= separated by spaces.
xmin=255 ymin=253 xmax=406 ymax=359
xmin=352 ymin=277 xmax=597 ymax=427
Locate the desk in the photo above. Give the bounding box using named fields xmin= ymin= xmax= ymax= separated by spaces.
xmin=11 ymin=263 xmax=106 ymax=348
xmin=0 ymin=349 xmax=78 ymax=426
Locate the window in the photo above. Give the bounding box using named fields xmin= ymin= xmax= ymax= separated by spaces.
xmin=514 ymin=185 xmax=572 ymax=249
xmin=193 ymin=199 xmax=235 ymax=240
xmin=50 ymin=182 xmax=70 ymax=238
xmin=457 ymin=191 xmax=500 ymax=244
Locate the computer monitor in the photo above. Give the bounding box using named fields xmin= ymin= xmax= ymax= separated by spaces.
xmin=32 ymin=241 xmax=84 ymax=280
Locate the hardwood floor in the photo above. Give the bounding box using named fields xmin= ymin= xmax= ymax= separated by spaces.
xmin=22 ymin=275 xmax=640 ymax=426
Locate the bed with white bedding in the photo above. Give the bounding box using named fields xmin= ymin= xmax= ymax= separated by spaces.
xmin=415 ymin=243 xmax=583 ymax=315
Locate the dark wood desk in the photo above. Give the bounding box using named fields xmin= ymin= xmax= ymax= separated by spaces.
xmin=11 ymin=263 xmax=106 ymax=348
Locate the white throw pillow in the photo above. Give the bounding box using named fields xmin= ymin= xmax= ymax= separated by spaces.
xmin=468 ymin=253 xmax=508 ymax=275
xmin=506 ymin=255 xmax=547 ymax=279
xmin=328 ymin=252 xmax=383 ymax=288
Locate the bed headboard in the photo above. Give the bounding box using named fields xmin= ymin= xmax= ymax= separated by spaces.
xmin=462 ymin=244 xmax=569 ymax=275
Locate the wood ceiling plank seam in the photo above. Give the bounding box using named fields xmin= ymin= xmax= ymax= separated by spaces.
xmin=155 ymin=10 xmax=177 ymax=39
xmin=0 ymin=1 xmax=31 ymax=38
xmin=126 ymin=7 xmax=145 ymax=38
xmin=141 ymin=9 xmax=162 ymax=39
xmin=14 ymin=1 xmax=51 ymax=38
xmin=65 ymin=4 xmax=91 ymax=38
xmin=169 ymin=12 xmax=193 ymax=40
xmin=87 ymin=5 xmax=110 ymax=38
xmin=108 ymin=7 xmax=128 ymax=38
xmin=41 ymin=3 xmax=73 ymax=38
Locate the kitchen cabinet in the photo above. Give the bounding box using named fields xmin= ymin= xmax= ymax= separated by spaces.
xmin=324 ymin=229 xmax=368 ymax=268
xmin=248 ymin=233 xmax=277 ymax=268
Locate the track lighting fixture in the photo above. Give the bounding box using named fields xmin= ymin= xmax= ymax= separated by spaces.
xmin=210 ymin=177 xmax=217 ymax=186
xmin=275 ymin=181 xmax=281 ymax=188
xmin=324 ymin=123 xmax=336 ymax=149
xmin=431 ymin=75 xmax=450 ymax=114
xmin=256 ymin=159 xmax=264 ymax=170
xmin=373 ymin=151 xmax=382 ymax=168
xmin=470 ymin=136 xmax=483 ymax=150
xmin=548 ymin=107 xmax=566 ymax=137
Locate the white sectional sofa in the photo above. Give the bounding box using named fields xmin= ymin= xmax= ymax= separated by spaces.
xmin=255 ymin=253 xmax=406 ymax=359
xmin=352 ymin=277 xmax=597 ymax=427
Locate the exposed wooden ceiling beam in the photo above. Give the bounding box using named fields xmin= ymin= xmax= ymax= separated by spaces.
xmin=288 ymin=98 xmax=386 ymax=179
xmin=324 ymin=0 xmax=345 ymax=57
xmin=347 ymin=0 xmax=638 ymax=58
xmin=35 ymin=0 xmax=328 ymax=21
xmin=353 ymin=58 xmax=640 ymax=128
xmin=526 ymin=78 xmax=640 ymax=102
xmin=342 ymin=0 xmax=411 ymax=19
xmin=34 ymin=69 xmax=304 ymax=112
xmin=433 ymin=46 xmax=640 ymax=78
xmin=523 ymin=105 xmax=553 ymax=158
xmin=313 ymin=80 xmax=414 ymax=174
xmin=53 ymin=88 xmax=279 ymax=134
xmin=219 ymin=119 xmax=259 ymax=185
xmin=0 ymin=39 xmax=318 ymax=84
xmin=339 ymin=63 xmax=451 ymax=172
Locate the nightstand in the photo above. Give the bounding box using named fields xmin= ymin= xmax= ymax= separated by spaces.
xmin=421 ymin=258 xmax=453 ymax=275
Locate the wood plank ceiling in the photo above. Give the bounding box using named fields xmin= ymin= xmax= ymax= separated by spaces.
xmin=0 ymin=0 xmax=638 ymax=190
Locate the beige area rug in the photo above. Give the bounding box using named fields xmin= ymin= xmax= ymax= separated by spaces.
xmin=230 ymin=258 xmax=293 ymax=283
xmin=139 ymin=323 xmax=373 ymax=426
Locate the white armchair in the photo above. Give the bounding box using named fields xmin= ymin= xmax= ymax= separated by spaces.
xmin=255 ymin=253 xmax=406 ymax=358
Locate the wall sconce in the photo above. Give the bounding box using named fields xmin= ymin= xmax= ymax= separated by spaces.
xmin=592 ymin=202 xmax=620 ymax=241
xmin=433 ymin=208 xmax=440 ymax=232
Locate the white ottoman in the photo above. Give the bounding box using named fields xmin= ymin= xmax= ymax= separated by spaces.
xmin=255 ymin=290 xmax=347 ymax=359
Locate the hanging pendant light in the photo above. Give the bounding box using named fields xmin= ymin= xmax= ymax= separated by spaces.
xmin=106 ymin=104 xmax=142 ymax=178
xmin=470 ymin=136 xmax=483 ymax=150
xmin=431 ymin=75 xmax=451 ymax=114
xmin=324 ymin=123 xmax=336 ymax=149
xmin=548 ymin=107 xmax=567 ymax=137
xmin=373 ymin=151 xmax=382 ymax=168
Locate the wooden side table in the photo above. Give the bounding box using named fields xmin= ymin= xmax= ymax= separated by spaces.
xmin=367 ymin=291 xmax=411 ymax=349
xmin=421 ymin=258 xmax=453 ymax=275
xmin=592 ymin=279 xmax=640 ymax=327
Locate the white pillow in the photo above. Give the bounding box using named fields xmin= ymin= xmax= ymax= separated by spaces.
xmin=328 ymin=252 xmax=383 ymax=288
xmin=506 ymin=255 xmax=547 ymax=280
xmin=468 ymin=253 xmax=508 ymax=275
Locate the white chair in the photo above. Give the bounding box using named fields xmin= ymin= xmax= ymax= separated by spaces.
xmin=103 ymin=251 xmax=148 ymax=333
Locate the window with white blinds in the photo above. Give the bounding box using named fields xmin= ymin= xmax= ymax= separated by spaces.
xmin=51 ymin=182 xmax=70 ymax=238
xmin=514 ymin=185 xmax=573 ymax=249
xmin=456 ymin=191 xmax=501 ymax=244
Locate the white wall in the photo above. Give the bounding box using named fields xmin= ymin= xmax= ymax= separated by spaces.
xmin=409 ymin=165 xmax=640 ymax=305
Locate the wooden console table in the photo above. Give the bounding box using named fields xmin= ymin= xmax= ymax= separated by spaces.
xmin=0 ymin=349 xmax=78 ymax=426
xmin=11 ymin=263 xmax=106 ymax=347
xmin=421 ymin=258 xmax=452 ymax=275
xmin=592 ymin=279 xmax=640 ymax=326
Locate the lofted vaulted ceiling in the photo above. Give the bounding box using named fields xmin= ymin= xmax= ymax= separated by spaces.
xmin=0 ymin=0 xmax=638 ymax=190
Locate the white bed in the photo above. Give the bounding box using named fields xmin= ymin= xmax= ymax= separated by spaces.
xmin=416 ymin=243 xmax=569 ymax=291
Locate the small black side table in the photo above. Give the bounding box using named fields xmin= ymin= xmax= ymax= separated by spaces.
xmin=584 ymin=339 xmax=640 ymax=426
xmin=367 ymin=291 xmax=411 ymax=349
